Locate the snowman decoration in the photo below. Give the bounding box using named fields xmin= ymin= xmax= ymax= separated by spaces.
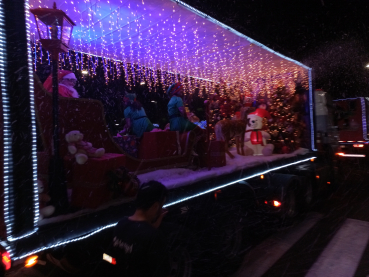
xmin=244 ymin=108 xmax=274 ymax=156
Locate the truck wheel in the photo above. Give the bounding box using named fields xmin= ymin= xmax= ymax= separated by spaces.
xmin=219 ymin=221 xmax=243 ymax=260
xmin=268 ymin=173 xmax=301 ymax=219
xmin=169 ymin=246 xmax=192 ymax=277
xmin=282 ymin=186 xmax=298 ymax=218
xmin=300 ymin=178 xmax=314 ymax=211
xmin=163 ymin=224 xmax=199 ymax=277
xmin=201 ymin=220 xmax=244 ymax=276
xmin=205 ymin=212 xmax=244 ymax=260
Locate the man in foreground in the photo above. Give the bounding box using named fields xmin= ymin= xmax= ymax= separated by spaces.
xmin=110 ymin=180 xmax=170 ymax=277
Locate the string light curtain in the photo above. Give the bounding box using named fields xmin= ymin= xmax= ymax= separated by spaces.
xmin=28 ymin=0 xmax=310 ymax=95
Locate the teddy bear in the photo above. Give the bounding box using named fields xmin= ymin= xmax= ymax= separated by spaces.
xmin=65 ymin=130 xmax=105 ymax=165
xmin=244 ymin=108 xmax=274 ymax=156
xmin=38 ymin=179 xmax=55 ymax=221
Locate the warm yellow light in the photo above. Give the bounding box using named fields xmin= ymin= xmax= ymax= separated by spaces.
xmin=310 ymin=158 xmax=314 ymax=162
xmin=81 ymin=70 xmax=89 ymax=75
xmin=25 ymin=255 xmax=38 ymax=268
xmin=273 ymin=200 xmax=281 ymax=207
xmin=260 ymin=174 xmax=264 ymax=179
xmin=353 ymin=144 xmax=364 ymax=148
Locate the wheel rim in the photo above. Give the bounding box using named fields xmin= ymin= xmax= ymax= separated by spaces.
xmin=170 ymin=247 xmax=192 ymax=277
xmin=220 ymin=223 xmax=243 ymax=259
xmin=304 ymin=182 xmax=313 ymax=205
xmin=285 ymin=190 xmax=297 ymax=217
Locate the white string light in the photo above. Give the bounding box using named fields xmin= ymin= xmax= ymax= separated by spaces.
xmin=13 ymin=223 xmax=118 ymax=260
xmin=0 ymin=0 xmax=14 ymax=253
xmin=0 ymin=0 xmax=40 ymax=257
xmin=163 ymin=156 xmax=316 ymax=208
xmin=25 ymin=0 xmax=39 ymax=233
xmin=308 ymin=69 xmax=316 ymax=151
xmin=360 ymin=97 xmax=367 ymax=141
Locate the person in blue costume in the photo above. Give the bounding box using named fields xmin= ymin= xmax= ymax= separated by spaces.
xmin=167 ymin=83 xmax=204 ymax=156
xmin=167 ymin=82 xmax=198 ymax=132
xmin=122 ymin=93 xmax=155 ymax=138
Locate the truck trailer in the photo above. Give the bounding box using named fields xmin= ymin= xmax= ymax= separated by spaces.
xmin=0 ymin=0 xmax=336 ymax=274
xmin=334 ymin=97 xmax=369 ymax=158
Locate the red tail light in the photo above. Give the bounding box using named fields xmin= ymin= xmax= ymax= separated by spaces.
xmin=353 ymin=144 xmax=364 ymax=148
xmin=2 ymin=252 xmax=11 ymax=270
xmin=214 ymin=190 xmax=222 ymax=200
xmin=103 ymin=253 xmax=116 ymax=265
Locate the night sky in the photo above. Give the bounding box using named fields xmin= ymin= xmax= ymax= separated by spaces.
xmin=182 ymin=0 xmax=369 ymax=98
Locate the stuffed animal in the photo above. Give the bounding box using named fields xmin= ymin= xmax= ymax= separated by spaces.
xmin=65 ymin=130 xmax=105 ymax=164
xmin=244 ymin=108 xmax=274 ymax=156
xmin=38 ymin=180 xmax=55 ymax=221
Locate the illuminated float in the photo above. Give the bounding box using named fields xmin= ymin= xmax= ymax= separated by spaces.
xmin=0 ymin=0 xmax=323 ymax=265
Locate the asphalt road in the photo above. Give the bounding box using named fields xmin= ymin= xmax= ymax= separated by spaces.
xmin=234 ymin=158 xmax=369 ymax=277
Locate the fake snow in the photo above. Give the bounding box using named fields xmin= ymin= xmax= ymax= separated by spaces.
xmin=138 ymin=147 xmax=309 ymax=190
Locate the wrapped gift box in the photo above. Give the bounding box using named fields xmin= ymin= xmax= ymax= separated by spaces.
xmin=113 ymin=135 xmax=140 ymax=158
xmin=138 ymin=131 xmax=180 ymax=159
xmin=65 ymin=153 xmax=127 ymax=209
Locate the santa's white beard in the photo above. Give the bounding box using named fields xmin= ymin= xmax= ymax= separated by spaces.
xmin=60 ymin=84 xmax=79 ymax=98
xmin=68 ymin=86 xmax=79 ymax=98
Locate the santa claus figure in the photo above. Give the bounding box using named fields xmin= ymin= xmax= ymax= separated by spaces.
xmin=43 ymin=70 xmax=79 ymax=98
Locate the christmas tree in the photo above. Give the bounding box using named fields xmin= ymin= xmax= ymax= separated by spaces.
xmin=268 ymin=85 xmax=298 ymax=153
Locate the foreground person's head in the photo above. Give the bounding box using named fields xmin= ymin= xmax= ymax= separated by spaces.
xmin=135 ymin=181 xmax=168 ymax=223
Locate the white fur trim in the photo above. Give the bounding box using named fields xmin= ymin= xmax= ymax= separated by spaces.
xmin=59 ymin=84 xmax=80 ymax=98
xmin=63 ymin=73 xmax=77 ymax=80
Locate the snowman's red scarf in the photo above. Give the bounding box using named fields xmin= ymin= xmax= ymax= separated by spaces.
xmin=245 ymin=130 xmax=264 ymax=146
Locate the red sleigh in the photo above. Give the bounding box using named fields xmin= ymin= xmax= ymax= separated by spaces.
xmin=34 ymin=74 xmax=197 ymax=209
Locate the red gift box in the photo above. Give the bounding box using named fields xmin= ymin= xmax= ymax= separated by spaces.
xmin=67 ymin=153 xmax=127 ymax=209
xmin=138 ymin=131 xmax=180 ymax=159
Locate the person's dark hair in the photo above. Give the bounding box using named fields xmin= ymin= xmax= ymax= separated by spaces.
xmin=135 ymin=181 xmax=168 ymax=210
xmin=126 ymin=99 xmax=143 ymax=112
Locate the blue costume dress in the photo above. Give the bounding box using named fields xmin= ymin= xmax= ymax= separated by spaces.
xmin=167 ymin=96 xmax=197 ymax=133
xmin=124 ymin=106 xmax=154 ymax=138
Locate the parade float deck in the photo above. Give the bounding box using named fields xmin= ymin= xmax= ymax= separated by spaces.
xmin=39 ymin=147 xmax=312 ymax=226
xmin=140 ymin=148 xmax=311 ymax=190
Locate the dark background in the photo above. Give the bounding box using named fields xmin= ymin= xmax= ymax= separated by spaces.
xmin=181 ymin=0 xmax=369 ymax=98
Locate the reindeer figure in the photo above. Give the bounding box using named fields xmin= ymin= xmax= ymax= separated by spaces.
xmin=214 ymin=107 xmax=253 ymax=158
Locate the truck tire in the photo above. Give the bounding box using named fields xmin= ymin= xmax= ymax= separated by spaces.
xmin=282 ymin=186 xmax=298 ymax=218
xmin=169 ymin=246 xmax=192 ymax=277
xmin=163 ymin=223 xmax=198 ymax=277
xmin=201 ymin=207 xmax=245 ymax=258
xmin=198 ymin=218 xmax=244 ymax=276
xmin=269 ymin=173 xmax=301 ymax=219
xmin=297 ymin=175 xmax=317 ymax=212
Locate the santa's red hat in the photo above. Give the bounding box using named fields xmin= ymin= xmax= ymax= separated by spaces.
xmin=43 ymin=70 xmax=76 ymax=92
xmin=249 ymin=108 xmax=271 ymax=119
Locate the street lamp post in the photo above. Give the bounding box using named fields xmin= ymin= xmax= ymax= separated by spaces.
xmin=31 ymin=3 xmax=76 ymax=213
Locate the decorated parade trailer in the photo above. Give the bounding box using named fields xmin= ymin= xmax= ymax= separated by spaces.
xmin=333 ymin=97 xmax=369 ymax=158
xmin=0 ymin=0 xmax=336 ymax=273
